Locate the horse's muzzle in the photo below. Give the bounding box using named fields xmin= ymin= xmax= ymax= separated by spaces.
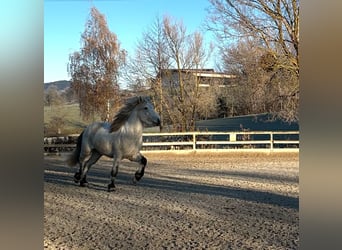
xmin=154 ymin=118 xmax=162 ymax=130
xmin=155 ymin=118 xmax=161 ymax=127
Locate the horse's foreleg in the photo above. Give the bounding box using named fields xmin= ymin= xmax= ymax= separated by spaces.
xmin=108 ymin=158 xmax=120 ymax=192
xmin=130 ymin=154 xmax=147 ymax=185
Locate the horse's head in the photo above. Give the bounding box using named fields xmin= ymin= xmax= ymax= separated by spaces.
xmin=136 ymin=96 xmax=161 ymax=128
xmin=109 ymin=96 xmax=161 ymax=133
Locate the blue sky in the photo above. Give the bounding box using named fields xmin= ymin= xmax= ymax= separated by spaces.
xmin=44 ymin=0 xmax=215 ymax=85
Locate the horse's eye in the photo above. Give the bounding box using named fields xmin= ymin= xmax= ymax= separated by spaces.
xmin=144 ymin=107 xmax=148 ymax=110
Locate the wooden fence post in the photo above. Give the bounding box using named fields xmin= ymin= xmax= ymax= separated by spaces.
xmin=192 ymin=133 xmax=196 ymax=151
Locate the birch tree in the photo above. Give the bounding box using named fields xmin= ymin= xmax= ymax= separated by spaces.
xmin=68 ymin=7 xmax=126 ymax=121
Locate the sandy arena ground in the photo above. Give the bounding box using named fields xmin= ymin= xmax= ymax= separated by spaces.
xmin=44 ymin=152 xmax=299 ymax=249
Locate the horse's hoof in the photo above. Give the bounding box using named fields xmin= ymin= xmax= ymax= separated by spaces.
xmin=132 ymin=177 xmax=137 ymax=185
xmin=74 ymin=172 xmax=81 ymax=183
xmin=107 ymin=183 xmax=115 ymax=192
xmin=80 ymin=181 xmax=89 ymax=187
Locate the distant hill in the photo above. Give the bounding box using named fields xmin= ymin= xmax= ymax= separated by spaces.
xmin=44 ymin=80 xmax=71 ymax=92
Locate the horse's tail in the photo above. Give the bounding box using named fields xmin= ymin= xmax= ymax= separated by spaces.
xmin=66 ymin=131 xmax=84 ymax=166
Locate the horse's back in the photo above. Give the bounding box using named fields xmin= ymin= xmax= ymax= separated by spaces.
xmin=83 ymin=122 xmax=114 ymax=157
xmin=83 ymin=122 xmax=107 ymax=137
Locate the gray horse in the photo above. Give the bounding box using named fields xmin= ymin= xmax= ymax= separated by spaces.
xmin=66 ymin=96 xmax=161 ymax=191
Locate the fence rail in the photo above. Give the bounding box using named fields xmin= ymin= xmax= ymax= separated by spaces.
xmin=44 ymin=131 xmax=299 ymax=154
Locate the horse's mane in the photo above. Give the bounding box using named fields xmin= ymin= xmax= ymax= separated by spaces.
xmin=109 ymin=96 xmax=149 ymax=133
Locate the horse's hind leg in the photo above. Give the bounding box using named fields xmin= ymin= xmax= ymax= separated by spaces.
xmin=129 ymin=153 xmax=147 ymax=185
xmin=73 ymin=143 xmax=91 ymax=183
xmin=74 ymin=163 xmax=82 ymax=183
xmin=74 ymin=155 xmax=91 ymax=183
xmin=79 ymin=151 xmax=101 ymax=187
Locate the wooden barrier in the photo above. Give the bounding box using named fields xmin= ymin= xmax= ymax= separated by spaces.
xmin=44 ymin=131 xmax=299 ymax=154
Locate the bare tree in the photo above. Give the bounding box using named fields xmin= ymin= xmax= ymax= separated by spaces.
xmin=123 ymin=16 xmax=170 ymax=124
xmin=126 ymin=15 xmax=214 ymax=131
xmin=219 ymin=38 xmax=299 ymax=121
xmin=44 ymin=85 xmax=63 ymax=107
xmin=222 ymin=39 xmax=267 ymax=115
xmin=68 ymin=7 xmax=126 ymax=121
xmin=207 ymin=0 xmax=299 ymax=122
xmin=162 ymin=16 xmax=214 ymax=131
xmin=44 ymin=85 xmax=67 ymax=134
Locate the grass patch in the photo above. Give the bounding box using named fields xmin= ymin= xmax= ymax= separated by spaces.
xmin=44 ymin=103 xmax=100 ymax=135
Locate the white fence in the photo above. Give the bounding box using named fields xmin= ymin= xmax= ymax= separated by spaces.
xmin=44 ymin=131 xmax=299 ymax=154
xmin=141 ymin=131 xmax=299 ymax=153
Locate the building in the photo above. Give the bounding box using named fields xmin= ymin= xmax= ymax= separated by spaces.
xmin=159 ymin=69 xmax=237 ymax=88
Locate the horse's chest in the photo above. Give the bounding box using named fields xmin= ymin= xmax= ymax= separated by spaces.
xmin=120 ymin=137 xmax=142 ymax=155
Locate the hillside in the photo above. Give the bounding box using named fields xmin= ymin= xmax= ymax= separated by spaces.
xmin=44 ymin=80 xmax=71 ymax=92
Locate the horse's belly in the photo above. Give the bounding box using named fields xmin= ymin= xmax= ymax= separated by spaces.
xmin=94 ymin=140 xmax=113 ymax=156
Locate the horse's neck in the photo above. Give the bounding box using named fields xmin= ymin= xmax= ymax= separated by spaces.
xmin=120 ymin=112 xmax=143 ymax=136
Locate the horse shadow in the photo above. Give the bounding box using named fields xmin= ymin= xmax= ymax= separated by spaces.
xmin=143 ymin=175 xmax=298 ymax=209
xmin=44 ymin=157 xmax=298 ymax=210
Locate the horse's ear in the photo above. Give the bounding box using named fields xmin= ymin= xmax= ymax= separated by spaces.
xmin=138 ymin=96 xmax=143 ymax=104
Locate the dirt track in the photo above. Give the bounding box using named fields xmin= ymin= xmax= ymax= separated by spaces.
xmin=44 ymin=152 xmax=299 ymax=249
